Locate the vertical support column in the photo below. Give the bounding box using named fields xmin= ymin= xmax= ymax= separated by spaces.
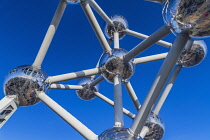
xmin=153 ymin=65 xmax=182 ymax=115
xmin=140 ymin=126 xmax=149 ymax=138
xmin=129 ymin=33 xmax=189 ymax=136
xmin=114 ymin=32 xmax=119 ymax=49
xmin=185 ymin=40 xmax=194 ymax=51
xmin=38 ymin=92 xmax=98 ymax=140
xmin=114 ymin=75 xmax=124 ymax=127
xmin=33 ymin=0 xmax=67 ymax=68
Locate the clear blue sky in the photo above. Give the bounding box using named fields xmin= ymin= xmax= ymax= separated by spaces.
xmin=0 ymin=0 xmax=210 ymax=140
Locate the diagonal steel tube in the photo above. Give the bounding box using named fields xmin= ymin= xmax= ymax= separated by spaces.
xmin=89 ymin=76 xmax=104 ymax=87
xmin=81 ymin=2 xmax=112 ymax=54
xmin=133 ymin=53 xmax=168 ymax=65
xmin=129 ymin=33 xmax=189 ymax=136
xmin=87 ymin=0 xmax=113 ymax=25
xmin=124 ymin=81 xmax=141 ymax=110
xmin=153 ymin=65 xmax=182 ymax=115
xmin=94 ymin=92 xmax=135 ymax=119
xmin=124 ymin=25 xmax=171 ymax=62
xmin=47 ymin=68 xmax=101 ymax=83
xmin=125 ymin=29 xmax=172 ymax=48
xmin=33 ymin=0 xmax=67 ymax=68
xmin=114 ymin=75 xmax=124 ymax=127
xmin=38 ymin=92 xmax=98 ymax=140
xmin=0 ymin=96 xmax=18 ymax=129
xmin=50 ymin=84 xmax=83 ymax=90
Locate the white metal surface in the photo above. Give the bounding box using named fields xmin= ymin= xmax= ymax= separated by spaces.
xmin=47 ymin=68 xmax=101 ymax=83
xmin=38 ymin=92 xmax=98 ymax=140
xmin=0 ymin=96 xmax=18 ymax=128
xmin=50 ymin=84 xmax=83 ymax=90
xmin=114 ymin=32 xmax=120 ymax=49
xmin=124 ymin=25 xmax=171 ymax=62
xmin=81 ymin=2 xmax=112 ymax=54
xmin=87 ymin=0 xmax=113 ymax=25
xmin=133 ymin=53 xmax=168 ymax=65
xmin=114 ymin=75 xmax=124 ymax=127
xmin=124 ymin=81 xmax=141 ymax=110
xmin=129 ymin=33 xmax=189 ymax=136
xmin=153 ymin=65 xmax=182 ymax=115
xmin=33 ymin=0 xmax=67 ymax=68
xmin=94 ymin=92 xmax=135 ymax=119
xmin=125 ymin=29 xmax=172 ymax=48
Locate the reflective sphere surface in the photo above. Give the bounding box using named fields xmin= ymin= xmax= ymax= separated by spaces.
xmin=105 ymin=15 xmax=128 ymax=39
xmin=144 ymin=113 xmax=164 ymax=140
xmin=99 ymin=48 xmax=135 ymax=83
xmin=4 ymin=65 xmax=48 ymax=106
xmin=99 ymin=127 xmax=143 ymax=140
xmin=66 ymin=0 xmax=80 ymax=4
xmin=163 ymin=0 xmax=210 ymax=38
xmin=177 ymin=40 xmax=207 ymax=67
xmin=76 ymin=77 xmax=97 ymax=100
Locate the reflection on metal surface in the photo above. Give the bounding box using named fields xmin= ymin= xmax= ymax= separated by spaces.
xmin=0 ymin=105 xmax=13 ymax=123
xmin=177 ymin=40 xmax=207 ymax=67
xmin=4 ymin=65 xmax=48 ymax=106
xmin=144 ymin=113 xmax=164 ymax=140
xmin=99 ymin=127 xmax=143 ymax=140
xmin=99 ymin=48 xmax=135 ymax=83
xmin=105 ymin=15 xmax=128 ymax=39
xmin=163 ymin=0 xmax=210 ymax=38
xmin=76 ymin=77 xmax=97 ymax=100
xmin=66 ymin=0 xmax=80 ymax=4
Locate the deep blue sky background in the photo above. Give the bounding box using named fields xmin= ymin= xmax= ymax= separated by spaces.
xmin=0 ymin=0 xmax=210 ymax=139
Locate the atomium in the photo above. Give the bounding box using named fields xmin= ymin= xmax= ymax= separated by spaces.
xmin=0 ymin=0 xmax=209 ymax=139
xmin=99 ymin=127 xmax=143 ymax=140
xmin=163 ymin=0 xmax=210 ymax=38
xmin=76 ymin=77 xmax=97 ymax=100
xmin=3 ymin=65 xmax=48 ymax=106
xmin=177 ymin=40 xmax=207 ymax=67
xmin=99 ymin=48 xmax=135 ymax=83
xmin=105 ymin=15 xmax=128 ymax=39
xmin=144 ymin=113 xmax=164 ymax=140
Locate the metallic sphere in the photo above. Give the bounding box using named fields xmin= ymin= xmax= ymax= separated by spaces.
xmin=66 ymin=0 xmax=80 ymax=4
xmin=99 ymin=48 xmax=135 ymax=83
xmin=105 ymin=15 xmax=128 ymax=39
xmin=76 ymin=77 xmax=97 ymax=101
xmin=144 ymin=113 xmax=164 ymax=140
xmin=177 ymin=40 xmax=207 ymax=67
xmin=99 ymin=127 xmax=143 ymax=140
xmin=163 ymin=0 xmax=210 ymax=38
xmin=4 ymin=65 xmax=48 ymax=106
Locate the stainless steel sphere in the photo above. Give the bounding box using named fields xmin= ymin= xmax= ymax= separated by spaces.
xmin=76 ymin=77 xmax=97 ymax=101
xmin=4 ymin=65 xmax=48 ymax=106
xmin=99 ymin=127 xmax=143 ymax=140
xmin=163 ymin=0 xmax=210 ymax=38
xmin=177 ymin=40 xmax=207 ymax=67
xmin=66 ymin=0 xmax=80 ymax=4
xmin=144 ymin=113 xmax=164 ymax=140
xmin=99 ymin=48 xmax=135 ymax=83
xmin=105 ymin=15 xmax=128 ymax=39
